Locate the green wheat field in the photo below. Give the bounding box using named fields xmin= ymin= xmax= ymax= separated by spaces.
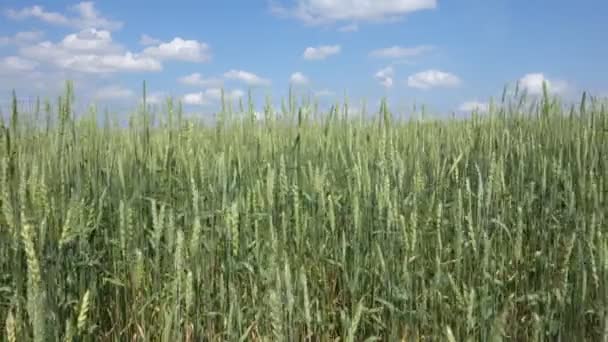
xmin=1 ymin=82 xmax=607 ymax=341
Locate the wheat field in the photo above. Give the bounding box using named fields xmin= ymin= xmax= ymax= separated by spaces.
xmin=1 ymin=82 xmax=607 ymax=341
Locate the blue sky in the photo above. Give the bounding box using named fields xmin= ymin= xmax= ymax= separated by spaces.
xmin=0 ymin=0 xmax=606 ymax=116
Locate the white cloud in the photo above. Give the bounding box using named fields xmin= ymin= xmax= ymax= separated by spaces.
xmin=15 ymin=31 xmax=44 ymax=42
xmin=0 ymin=31 xmax=44 ymax=46
xmin=0 ymin=69 xmax=98 ymax=102
xmin=290 ymin=72 xmax=309 ymax=85
xmin=178 ymin=73 xmax=223 ymax=87
xmin=272 ymin=0 xmax=437 ymax=24
xmin=374 ymin=66 xmax=394 ymax=88
xmin=407 ymin=70 xmax=461 ymax=89
xmin=143 ymin=37 xmax=211 ymax=62
xmin=70 ymin=2 xmax=123 ymax=30
xmin=94 ymin=85 xmax=134 ymax=100
xmin=139 ymin=34 xmax=162 ymax=46
xmin=66 ymin=53 xmax=161 ymax=73
xmin=181 ymin=70 xmax=271 ymax=88
xmin=6 ymin=2 xmax=123 ymax=31
xmin=144 ymin=92 xmax=167 ymax=104
xmin=183 ymin=92 xmax=207 ymax=105
xmin=61 ymin=28 xmax=120 ymax=53
xmin=458 ymin=101 xmax=489 ymax=113
xmin=19 ymin=30 xmax=161 ymax=73
xmin=370 ymin=45 xmax=432 ymax=58
xmin=20 ymin=41 xmax=66 ymax=61
xmin=182 ymin=88 xmax=244 ymax=105
xmin=205 ymin=88 xmax=244 ymax=101
xmin=21 ymin=44 xmax=161 ymax=73
xmin=0 ymin=56 xmax=39 ymax=73
xmin=224 ymin=69 xmax=271 ymax=86
xmin=338 ymin=23 xmax=359 ymax=32
xmin=228 ymin=89 xmax=245 ymax=100
xmin=303 ymin=45 xmax=341 ymax=60
xmin=204 ymin=88 xmax=223 ymax=101
xmin=518 ymin=73 xmax=568 ymax=95
xmin=6 ymin=5 xmax=69 ymax=26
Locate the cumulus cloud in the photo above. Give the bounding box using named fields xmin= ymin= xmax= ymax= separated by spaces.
xmin=15 ymin=31 xmax=45 ymax=42
xmin=224 ymin=69 xmax=271 ymax=86
xmin=231 ymin=89 xmax=246 ymax=100
xmin=143 ymin=37 xmax=211 ymax=62
xmin=180 ymin=70 xmax=271 ymax=88
xmin=272 ymin=0 xmax=437 ymax=24
xmin=303 ymin=45 xmax=341 ymax=60
xmin=203 ymin=88 xmax=223 ymax=101
xmin=61 ymin=28 xmax=121 ymax=53
xmin=0 ymin=56 xmax=39 ymax=73
xmin=60 ymin=53 xmax=161 ymax=73
xmin=370 ymin=45 xmax=432 ymax=58
xmin=0 ymin=68 xmax=100 ymax=104
xmin=182 ymin=92 xmax=207 ymax=105
xmin=0 ymin=31 xmax=44 ymax=46
xmin=16 ymin=33 xmax=211 ymax=74
xmin=94 ymin=85 xmax=134 ymax=100
xmin=518 ymin=73 xmax=568 ymax=95
xmin=178 ymin=73 xmax=223 ymax=87
xmin=139 ymin=34 xmax=162 ymax=46
xmin=70 ymin=2 xmax=123 ymax=30
xmin=20 ymin=42 xmax=66 ymax=61
xmin=206 ymin=88 xmax=245 ymax=101
xmin=374 ymin=66 xmax=394 ymax=88
xmin=18 ymin=29 xmax=161 ymax=73
xmin=290 ymin=72 xmax=309 ymax=85
xmin=458 ymin=101 xmax=489 ymax=113
xmin=21 ymin=40 xmax=160 ymax=73
xmin=140 ymin=91 xmax=167 ymax=105
xmin=407 ymin=70 xmax=461 ymax=89
xmin=6 ymin=5 xmax=69 ymax=26
xmin=182 ymin=88 xmax=244 ymax=105
xmin=6 ymin=2 xmax=123 ymax=31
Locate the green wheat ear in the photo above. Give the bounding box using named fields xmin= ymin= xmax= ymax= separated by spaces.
xmin=5 ymin=310 xmax=17 ymax=342
xmin=1 ymin=157 xmax=14 ymax=228
xmin=445 ymin=326 xmax=457 ymax=342
xmin=185 ymin=270 xmax=194 ymax=315
xmin=346 ymin=298 xmax=365 ymax=342
xmin=77 ymin=290 xmax=91 ymax=334
xmin=59 ymin=200 xmax=81 ymax=248
xmin=132 ymin=248 xmax=145 ymax=294
xmin=63 ymin=319 xmax=74 ymax=342
xmin=22 ymin=220 xmax=46 ymax=342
